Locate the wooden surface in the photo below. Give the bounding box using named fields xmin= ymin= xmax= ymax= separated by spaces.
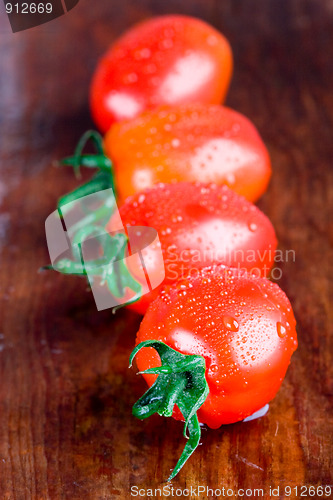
xmin=0 ymin=1 xmax=332 ymax=498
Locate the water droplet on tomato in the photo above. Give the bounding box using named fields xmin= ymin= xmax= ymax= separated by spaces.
xmin=209 ymin=364 xmax=218 ymax=373
xmin=176 ymin=280 xmax=190 ymax=291
xmin=160 ymin=38 xmax=174 ymax=49
xmin=248 ymin=222 xmax=258 ymax=232
xmin=277 ymin=322 xmax=287 ymax=338
xmin=124 ymin=72 xmax=138 ymax=83
xmin=134 ymin=48 xmax=151 ymax=60
xmin=160 ymin=226 xmax=172 ymax=236
xmin=207 ymin=35 xmax=218 ymax=46
xmin=223 ymin=316 xmax=239 ymax=332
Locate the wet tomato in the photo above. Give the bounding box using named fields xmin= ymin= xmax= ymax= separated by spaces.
xmin=105 ymin=104 xmax=271 ymax=203
xmin=90 ymin=15 xmax=233 ymax=132
xmin=130 ymin=265 xmax=297 ymax=478
xmin=109 ymin=182 xmax=277 ymax=314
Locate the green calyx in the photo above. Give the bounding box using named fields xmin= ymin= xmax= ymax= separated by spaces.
xmin=58 ymin=129 xmax=113 ymax=176
xmin=57 ymin=130 xmax=115 ymax=213
xmin=129 ymin=340 xmax=209 ymax=481
xmin=45 ymin=130 xmax=142 ymax=307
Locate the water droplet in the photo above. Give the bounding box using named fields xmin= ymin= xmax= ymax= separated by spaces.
xmin=277 ymin=322 xmax=287 ymax=338
xmin=160 ymin=38 xmax=173 ymax=49
xmin=160 ymin=226 xmax=172 ymax=236
xmin=124 ymin=72 xmax=138 ymax=83
xmin=249 ymin=222 xmax=258 ymax=232
xmin=223 ymin=316 xmax=239 ymax=332
xmin=176 ymin=279 xmax=190 ymax=291
xmin=134 ymin=48 xmax=151 ymax=60
xmin=207 ymin=35 xmax=218 ymax=46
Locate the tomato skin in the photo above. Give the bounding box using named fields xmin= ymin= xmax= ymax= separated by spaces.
xmin=134 ymin=265 xmax=297 ymax=428
xmin=110 ymin=182 xmax=277 ymax=314
xmin=90 ymin=15 xmax=233 ymax=133
xmin=105 ymin=104 xmax=271 ymax=203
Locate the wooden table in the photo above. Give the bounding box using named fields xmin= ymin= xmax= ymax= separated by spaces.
xmin=0 ymin=1 xmax=332 ymax=498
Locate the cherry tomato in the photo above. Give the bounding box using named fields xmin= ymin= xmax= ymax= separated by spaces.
xmin=90 ymin=15 xmax=233 ymax=132
xmin=109 ymin=182 xmax=277 ymax=314
xmin=134 ymin=265 xmax=298 ymax=428
xmin=105 ymin=104 xmax=271 ymax=203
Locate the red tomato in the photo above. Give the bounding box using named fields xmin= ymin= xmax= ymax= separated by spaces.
xmin=134 ymin=265 xmax=298 ymax=428
xmin=105 ymin=104 xmax=271 ymax=203
xmin=90 ymin=15 xmax=233 ymax=132
xmin=109 ymin=182 xmax=277 ymax=314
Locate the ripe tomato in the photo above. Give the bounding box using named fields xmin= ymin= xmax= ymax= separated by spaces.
xmin=109 ymin=182 xmax=277 ymax=314
xmin=90 ymin=15 xmax=233 ymax=132
xmin=133 ymin=265 xmax=298 ymax=429
xmin=105 ymin=104 xmax=271 ymax=203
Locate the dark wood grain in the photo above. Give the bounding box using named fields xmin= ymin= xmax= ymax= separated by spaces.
xmin=0 ymin=1 xmax=332 ymax=499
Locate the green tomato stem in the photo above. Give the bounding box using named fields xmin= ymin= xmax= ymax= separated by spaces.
xmin=58 ymin=170 xmax=115 ymax=215
xmin=46 ymin=129 xmax=144 ymax=307
xmin=57 ymin=129 xmax=115 ymax=210
xmin=129 ymin=340 xmax=209 ymax=481
xmin=60 ymin=154 xmax=112 ymax=172
xmin=58 ymin=130 xmax=109 ymax=177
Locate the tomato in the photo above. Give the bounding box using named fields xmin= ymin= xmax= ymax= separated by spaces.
xmin=90 ymin=15 xmax=233 ymax=132
xmin=109 ymin=182 xmax=277 ymax=314
xmin=134 ymin=265 xmax=297 ymax=427
xmin=130 ymin=265 xmax=297 ymax=478
xmin=105 ymin=104 xmax=271 ymax=203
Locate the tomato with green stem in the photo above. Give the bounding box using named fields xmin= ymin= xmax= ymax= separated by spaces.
xmin=130 ymin=265 xmax=297 ymax=480
xmin=48 ymin=174 xmax=277 ymax=314
xmin=61 ymin=103 xmax=271 ymax=205
xmin=90 ymin=15 xmax=233 ymax=132
xmin=112 ymin=181 xmax=277 ymax=314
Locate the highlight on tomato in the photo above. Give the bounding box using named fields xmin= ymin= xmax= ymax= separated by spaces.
xmin=90 ymin=15 xmax=233 ymax=132
xmin=130 ymin=265 xmax=298 ymax=480
xmin=105 ymin=103 xmax=272 ymax=203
